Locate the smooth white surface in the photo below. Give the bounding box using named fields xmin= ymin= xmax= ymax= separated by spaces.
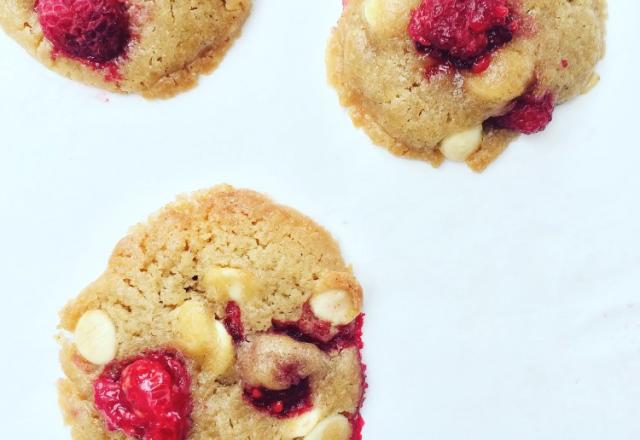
xmin=0 ymin=1 xmax=638 ymax=438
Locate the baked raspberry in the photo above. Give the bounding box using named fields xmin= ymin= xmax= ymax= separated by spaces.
xmin=489 ymin=91 xmax=555 ymax=134
xmin=243 ymin=378 xmax=312 ymax=418
xmin=273 ymin=303 xmax=333 ymax=344
xmin=408 ymin=0 xmax=518 ymax=72
xmin=223 ymin=301 xmax=245 ymax=343
xmin=349 ymin=330 xmax=367 ymax=440
xmin=93 ymin=349 xmax=192 ymax=440
xmin=272 ymin=303 xmax=364 ymax=352
xmin=349 ymin=413 xmax=365 ymax=440
xmin=331 ymin=313 xmax=365 ymax=352
xmin=37 ymin=0 xmax=130 ymax=63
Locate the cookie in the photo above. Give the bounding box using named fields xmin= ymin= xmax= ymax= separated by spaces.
xmin=0 ymin=0 xmax=250 ymax=98
xmin=327 ymin=0 xmax=607 ymax=170
xmin=57 ymin=186 xmax=366 ymax=440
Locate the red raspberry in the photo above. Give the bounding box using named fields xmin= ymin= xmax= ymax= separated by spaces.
xmin=223 ymin=301 xmax=245 ymax=343
xmin=37 ymin=0 xmax=130 ymax=63
xmin=349 ymin=413 xmax=365 ymax=440
xmin=243 ymin=378 xmax=313 ymax=418
xmin=408 ymin=0 xmax=518 ymax=71
xmin=490 ymin=91 xmax=555 ymax=134
xmin=271 ymin=303 xmax=364 ymax=352
xmin=121 ymin=359 xmax=174 ymax=418
xmin=93 ymin=349 xmax=192 ymax=440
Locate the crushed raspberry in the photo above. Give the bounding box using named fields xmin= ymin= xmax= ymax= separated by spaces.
xmin=223 ymin=301 xmax=245 ymax=343
xmin=270 ymin=300 xmax=367 ymax=432
xmin=349 ymin=412 xmax=365 ymax=440
xmin=408 ymin=0 xmax=519 ymax=72
xmin=272 ymin=303 xmax=333 ymax=344
xmin=37 ymin=0 xmax=130 ymax=63
xmin=348 ymin=333 xmax=367 ymax=440
xmin=471 ymin=53 xmax=493 ymax=74
xmin=93 ymin=349 xmax=192 ymax=440
xmin=243 ymin=378 xmax=312 ymax=418
xmin=271 ymin=303 xmax=364 ymax=352
xmin=489 ymin=90 xmax=555 ymax=134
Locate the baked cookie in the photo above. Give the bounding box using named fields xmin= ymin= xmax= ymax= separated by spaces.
xmin=327 ymin=0 xmax=607 ymax=170
xmin=57 ymin=186 xmax=366 ymax=440
xmin=0 ymin=0 xmax=250 ymax=98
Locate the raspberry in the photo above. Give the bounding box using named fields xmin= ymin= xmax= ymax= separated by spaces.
xmin=37 ymin=0 xmax=130 ymax=63
xmin=121 ymin=359 xmax=174 ymax=417
xmin=349 ymin=413 xmax=365 ymax=440
xmin=93 ymin=349 xmax=192 ymax=440
xmin=490 ymin=91 xmax=555 ymax=134
xmin=243 ymin=378 xmax=313 ymax=418
xmin=271 ymin=303 xmax=364 ymax=352
xmin=408 ymin=0 xmax=518 ymax=71
xmin=223 ymin=301 xmax=245 ymax=343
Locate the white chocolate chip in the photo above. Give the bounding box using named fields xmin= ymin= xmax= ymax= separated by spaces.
xmin=464 ymin=47 xmax=534 ymax=102
xmin=172 ymin=300 xmax=234 ymax=377
xmin=304 ymin=414 xmax=352 ymax=440
xmin=208 ymin=319 xmax=235 ymax=376
xmin=309 ymin=289 xmax=359 ymax=326
xmin=363 ymin=0 xmax=383 ymax=28
xmin=282 ymin=408 xmax=323 ymax=439
xmin=74 ymin=310 xmax=117 ymax=365
xmin=202 ymin=267 xmax=256 ymax=303
xmin=363 ymin=0 xmax=413 ymax=37
xmin=439 ymin=125 xmax=483 ymax=162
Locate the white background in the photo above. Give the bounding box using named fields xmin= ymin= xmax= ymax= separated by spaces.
xmin=1 ymin=0 xmax=639 ymax=438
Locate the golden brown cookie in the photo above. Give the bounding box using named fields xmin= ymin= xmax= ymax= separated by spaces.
xmin=327 ymin=0 xmax=607 ymax=170
xmin=57 ymin=186 xmax=366 ymax=440
xmin=0 ymin=0 xmax=250 ymax=98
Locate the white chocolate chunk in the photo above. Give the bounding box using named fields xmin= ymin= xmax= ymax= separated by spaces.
xmin=363 ymin=0 xmax=414 ymax=37
xmin=208 ymin=320 xmax=235 ymax=376
xmin=74 ymin=310 xmax=117 ymax=365
xmin=304 ymin=414 xmax=352 ymax=440
xmin=465 ymin=48 xmax=534 ymax=102
xmin=363 ymin=0 xmax=384 ymax=28
xmin=172 ymin=300 xmax=234 ymax=377
xmin=282 ymin=408 xmax=323 ymax=439
xmin=440 ymin=126 xmax=483 ymax=162
xmin=202 ymin=267 xmax=256 ymax=303
xmin=309 ymin=289 xmax=359 ymax=326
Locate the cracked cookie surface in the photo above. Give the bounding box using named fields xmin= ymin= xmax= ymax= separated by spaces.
xmin=57 ymin=185 xmax=366 ymax=440
xmin=0 ymin=0 xmax=250 ymax=98
xmin=327 ymin=0 xmax=607 ymax=170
